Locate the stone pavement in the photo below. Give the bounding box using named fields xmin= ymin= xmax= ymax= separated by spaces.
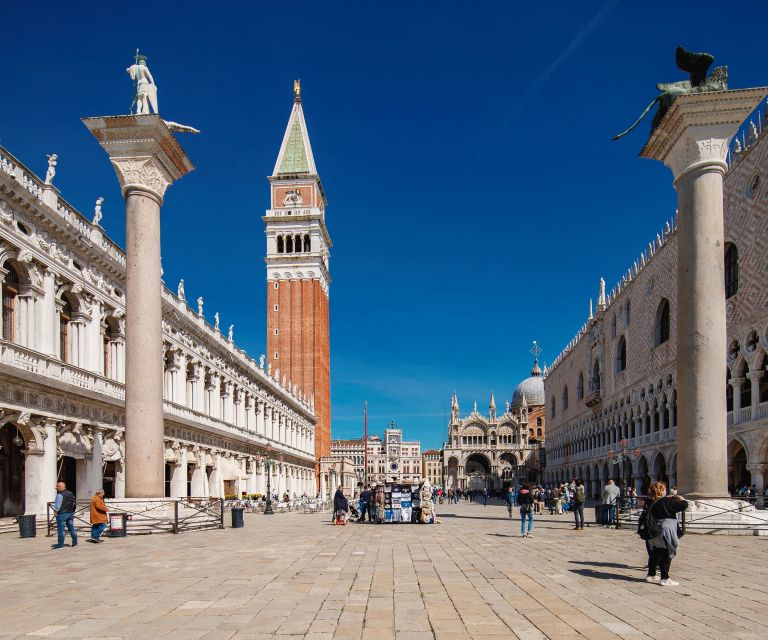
xmin=2 ymin=501 xmax=767 ymax=640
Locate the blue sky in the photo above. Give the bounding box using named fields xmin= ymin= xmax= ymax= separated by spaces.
xmin=2 ymin=1 xmax=763 ymax=449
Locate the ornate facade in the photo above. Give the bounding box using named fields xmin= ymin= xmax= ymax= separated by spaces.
xmin=0 ymin=138 xmax=316 ymax=519
xmin=543 ymin=108 xmax=768 ymax=500
xmin=442 ymin=367 xmax=546 ymax=491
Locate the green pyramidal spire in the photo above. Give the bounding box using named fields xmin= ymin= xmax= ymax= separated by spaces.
xmin=273 ymin=86 xmax=317 ymax=177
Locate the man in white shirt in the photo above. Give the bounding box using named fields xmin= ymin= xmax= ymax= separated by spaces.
xmin=602 ymin=479 xmax=621 ymax=528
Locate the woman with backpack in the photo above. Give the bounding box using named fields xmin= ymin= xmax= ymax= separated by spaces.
xmin=640 ymin=481 xmax=688 ymax=586
xmin=518 ymin=484 xmax=534 ymax=538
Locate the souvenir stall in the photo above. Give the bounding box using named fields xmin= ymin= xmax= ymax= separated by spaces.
xmin=381 ymin=480 xmax=435 ymax=524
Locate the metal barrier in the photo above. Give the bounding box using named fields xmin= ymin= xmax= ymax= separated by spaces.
xmin=46 ymin=497 xmax=224 ymax=537
xmin=613 ymin=495 xmax=768 ymax=534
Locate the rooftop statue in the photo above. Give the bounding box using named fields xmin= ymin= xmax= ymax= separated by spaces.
xmin=612 ymin=46 xmax=728 ymax=141
xmin=93 ymin=197 xmax=104 ymax=226
xmin=127 ymin=51 xmax=158 ymax=115
xmin=126 ymin=50 xmax=201 ymax=134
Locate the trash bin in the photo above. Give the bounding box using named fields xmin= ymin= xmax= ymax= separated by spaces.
xmin=109 ymin=512 xmax=127 ymax=537
xmin=16 ymin=514 xmax=36 ymax=538
xmin=595 ymin=504 xmax=608 ymax=526
xmin=231 ymin=507 xmax=244 ymax=528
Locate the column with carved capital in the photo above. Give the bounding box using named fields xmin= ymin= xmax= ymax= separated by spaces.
xmin=642 ymin=88 xmax=767 ymax=499
xmin=83 ymin=115 xmax=194 ymax=497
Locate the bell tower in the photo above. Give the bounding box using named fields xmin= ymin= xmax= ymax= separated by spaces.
xmin=265 ymin=81 xmax=332 ymax=469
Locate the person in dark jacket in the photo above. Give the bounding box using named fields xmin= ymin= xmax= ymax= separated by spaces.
xmin=52 ymin=482 xmax=78 ymax=549
xmin=517 ymin=485 xmax=534 ymax=538
xmin=504 ymin=486 xmax=515 ymax=518
xmin=333 ymin=486 xmax=348 ymax=523
xmin=359 ymin=485 xmax=372 ymax=523
xmin=644 ymin=481 xmax=688 ymax=586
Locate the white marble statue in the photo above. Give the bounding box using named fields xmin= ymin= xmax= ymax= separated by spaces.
xmin=127 ymin=54 xmax=158 ymax=115
xmin=197 ymin=296 xmax=204 ymax=316
xmin=92 ymin=197 xmax=103 ymax=226
xmin=214 ymin=312 xmax=220 ymax=331
xmin=228 ymin=324 xmax=234 ymax=341
xmin=259 ymin=355 xmax=265 ymax=369
xmin=177 ymin=278 xmax=185 ymax=301
xmin=44 ymin=154 xmax=58 ymax=185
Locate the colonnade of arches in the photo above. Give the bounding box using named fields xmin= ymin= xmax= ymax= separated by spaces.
xmin=276 ymin=233 xmax=311 ymax=254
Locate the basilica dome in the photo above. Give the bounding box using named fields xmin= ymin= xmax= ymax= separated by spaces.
xmin=511 ymin=359 xmax=545 ymax=409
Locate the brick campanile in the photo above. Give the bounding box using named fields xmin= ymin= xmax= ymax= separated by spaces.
xmin=265 ymin=82 xmax=332 ymax=478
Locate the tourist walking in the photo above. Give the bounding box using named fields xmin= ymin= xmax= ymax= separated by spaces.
xmin=333 ymin=486 xmax=348 ymax=525
xmin=359 ymin=484 xmax=372 ymax=523
xmin=88 ymin=489 xmax=109 ymax=543
xmin=51 ymin=481 xmax=78 ymax=549
xmin=641 ymin=481 xmax=688 ymax=586
xmin=602 ymin=479 xmax=620 ymax=528
xmin=482 ymin=487 xmax=488 ymax=506
xmin=550 ymin=486 xmax=560 ymax=515
xmin=504 ymin=486 xmax=515 ymax=518
xmin=572 ymin=480 xmax=585 ymax=530
xmin=518 ymin=485 xmax=534 ymax=538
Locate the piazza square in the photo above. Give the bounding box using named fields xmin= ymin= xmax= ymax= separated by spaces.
xmin=2 ymin=502 xmax=768 ymax=640
xmin=2 ymin=3 xmax=768 ymax=640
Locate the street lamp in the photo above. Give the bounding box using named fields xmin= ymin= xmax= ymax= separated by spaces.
xmin=262 ymin=445 xmax=275 ymax=515
xmin=607 ymin=439 xmax=641 ymax=492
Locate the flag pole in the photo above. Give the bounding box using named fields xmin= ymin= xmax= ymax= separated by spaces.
xmin=363 ymin=401 xmax=368 ymax=485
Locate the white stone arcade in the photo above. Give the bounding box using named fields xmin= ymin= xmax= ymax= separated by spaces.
xmin=0 ymin=142 xmax=317 ymax=518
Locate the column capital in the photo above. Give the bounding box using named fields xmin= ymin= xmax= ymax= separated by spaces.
xmin=746 ymin=463 xmax=768 ymax=475
xmin=641 ymin=89 xmax=768 ymax=183
xmin=729 ymin=376 xmax=746 ymax=388
xmin=82 ymin=114 xmax=194 ymax=203
xmin=745 ymin=370 xmax=764 ymax=381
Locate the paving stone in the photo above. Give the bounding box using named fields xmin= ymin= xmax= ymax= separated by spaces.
xmin=2 ymin=503 xmax=767 ymax=640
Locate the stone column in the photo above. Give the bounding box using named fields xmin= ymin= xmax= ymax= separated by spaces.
xmin=746 ymin=371 xmax=763 ymax=420
xmin=170 ymin=447 xmax=188 ymax=497
xmin=37 ymin=269 xmax=57 ymax=356
xmin=641 ymin=88 xmax=767 ymax=499
xmin=84 ymin=115 xmax=193 ymax=498
xmin=246 ymin=459 xmax=257 ymax=495
xmin=746 ymin=464 xmax=766 ymax=507
xmin=86 ymin=426 xmax=104 ymax=495
xmin=730 ymin=377 xmax=744 ymax=421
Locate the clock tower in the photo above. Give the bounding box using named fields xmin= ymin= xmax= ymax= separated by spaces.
xmin=265 ymin=82 xmax=332 ymax=473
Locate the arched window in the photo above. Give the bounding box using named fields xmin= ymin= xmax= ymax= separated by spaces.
xmin=577 ymin=372 xmax=584 ymax=400
xmin=2 ymin=265 xmax=20 ymax=342
xmin=295 ymin=235 xmax=301 ymax=252
xmin=59 ymin=297 xmax=73 ymax=363
xmin=654 ymin=298 xmax=670 ymax=346
xmin=611 ymin=314 xmax=617 ymax=337
xmin=625 ymin=300 xmax=631 ymax=325
xmin=616 ymin=336 xmax=627 ymax=372
xmin=725 ymin=243 xmax=739 ymax=298
xmin=536 ymin=417 xmax=542 ymax=426
xmin=537 ymin=428 xmax=543 ymax=437
xmin=562 ymin=386 xmax=569 ymax=411
xmin=286 ymin=236 xmax=293 ymax=253
xmin=277 ymin=236 xmax=284 ymax=253
xmin=303 ymin=234 xmax=311 ymax=252
xmin=551 ymin=397 xmax=556 ymax=418
xmin=591 ymin=360 xmax=601 ymax=392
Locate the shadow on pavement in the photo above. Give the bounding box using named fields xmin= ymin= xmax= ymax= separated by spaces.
xmin=569 ymin=560 xmax=640 ymax=569
xmin=569 ymin=568 xmax=641 ymax=582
